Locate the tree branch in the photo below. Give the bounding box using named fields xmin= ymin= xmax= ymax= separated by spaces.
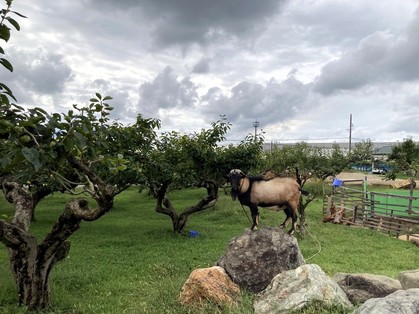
xmin=65 ymin=155 xmax=115 ymax=210
xmin=180 ymin=194 xmax=216 ymax=216
xmin=37 ymin=198 xmax=106 ymax=265
xmin=0 ymin=220 xmax=34 ymax=248
xmin=1 ymin=177 xmax=33 ymax=232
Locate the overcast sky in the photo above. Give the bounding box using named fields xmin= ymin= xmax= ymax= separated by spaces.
xmin=4 ymin=0 xmax=419 ymax=144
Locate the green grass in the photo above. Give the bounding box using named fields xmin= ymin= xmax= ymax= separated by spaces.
xmin=0 ymin=186 xmax=418 ymax=313
xmin=369 ymin=189 xmax=419 ymax=217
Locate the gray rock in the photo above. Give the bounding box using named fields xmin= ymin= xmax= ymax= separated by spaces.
xmin=398 ymin=270 xmax=419 ymax=289
xmin=354 ymin=288 xmax=419 ymax=314
xmin=333 ymin=272 xmax=402 ymax=304
xmin=254 ymin=264 xmax=353 ymax=314
xmin=216 ymin=227 xmax=304 ymax=293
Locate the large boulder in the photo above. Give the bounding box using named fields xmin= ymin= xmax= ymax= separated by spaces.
xmin=354 ymin=288 xmax=419 ymax=314
xmin=179 ymin=266 xmax=240 ymax=307
xmin=398 ymin=269 xmax=419 ymax=289
xmin=333 ymin=272 xmax=402 ymax=304
xmin=216 ymin=227 xmax=305 ymax=293
xmin=254 ymin=264 xmax=352 ymax=314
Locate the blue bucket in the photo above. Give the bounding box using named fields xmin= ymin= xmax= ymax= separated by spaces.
xmin=332 ymin=178 xmax=343 ymax=187
xmin=189 ymin=230 xmax=199 ymax=238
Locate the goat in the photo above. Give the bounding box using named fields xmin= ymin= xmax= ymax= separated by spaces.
xmin=227 ymin=169 xmax=307 ymax=235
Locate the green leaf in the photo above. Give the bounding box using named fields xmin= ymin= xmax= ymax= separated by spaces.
xmin=73 ymin=132 xmax=86 ymax=149
xmin=0 ymin=47 xmax=4 ymax=54
xmin=0 ymin=82 xmax=15 ymax=94
xmin=10 ymin=11 xmax=28 ymax=19
xmin=116 ymin=165 xmax=127 ymax=171
xmin=0 ymin=93 xmax=10 ymax=105
xmin=95 ymin=93 xmax=102 ymax=100
xmin=0 ymin=58 xmax=13 ymax=72
xmin=21 ymin=147 xmax=42 ymax=171
xmin=5 ymin=17 xmax=20 ymax=31
xmin=103 ymin=96 xmax=113 ymax=101
xmin=0 ymin=24 xmax=11 ymax=42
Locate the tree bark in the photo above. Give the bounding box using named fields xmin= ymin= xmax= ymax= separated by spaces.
xmin=297 ymin=193 xmax=316 ymax=237
xmin=155 ymin=183 xmax=217 ymax=233
xmin=0 ymin=158 xmax=115 ymax=311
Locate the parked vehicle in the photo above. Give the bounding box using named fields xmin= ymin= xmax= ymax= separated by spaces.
xmin=372 ymin=168 xmax=387 ymax=174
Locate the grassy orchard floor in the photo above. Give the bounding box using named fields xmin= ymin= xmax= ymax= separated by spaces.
xmin=0 ymin=186 xmax=418 ymax=314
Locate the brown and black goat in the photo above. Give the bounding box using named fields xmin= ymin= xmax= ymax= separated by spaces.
xmin=227 ymin=169 xmax=307 ymax=235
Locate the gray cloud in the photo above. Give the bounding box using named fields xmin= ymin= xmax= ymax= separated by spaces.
xmin=314 ymin=7 xmax=419 ymax=95
xmin=8 ymin=48 xmax=73 ymax=94
xmin=200 ymin=75 xmax=311 ymax=132
xmin=138 ymin=66 xmax=199 ymax=118
xmin=1 ymin=48 xmax=73 ymax=106
xmin=192 ymin=58 xmax=211 ymax=74
xmin=93 ymin=0 xmax=288 ymax=49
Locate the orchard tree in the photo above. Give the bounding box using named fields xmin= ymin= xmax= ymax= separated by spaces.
xmin=142 ymin=117 xmax=264 ymax=233
xmin=1 ymin=9 xmax=139 ymax=307
xmin=387 ymin=137 xmax=419 ymax=179
xmin=143 ymin=117 xmax=232 ymax=233
xmin=0 ymin=95 xmax=131 ymax=310
xmin=263 ymin=142 xmax=347 ymax=183
xmin=350 ymin=139 xmax=374 ymax=164
xmin=218 ymin=133 xmax=265 ymax=175
xmin=95 ymin=114 xmax=160 ymax=193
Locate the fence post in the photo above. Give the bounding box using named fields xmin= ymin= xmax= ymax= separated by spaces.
xmin=368 ymin=193 xmax=375 ymax=225
xmin=408 ymin=178 xmax=416 ymax=215
xmin=353 ymin=204 xmax=358 ymax=223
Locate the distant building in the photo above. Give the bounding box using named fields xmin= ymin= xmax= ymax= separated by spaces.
xmin=373 ymin=145 xmax=393 ymax=161
xmin=262 ymin=142 xmax=395 ymax=161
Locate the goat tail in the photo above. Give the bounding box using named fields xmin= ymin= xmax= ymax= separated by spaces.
xmin=300 ymin=188 xmax=309 ymax=196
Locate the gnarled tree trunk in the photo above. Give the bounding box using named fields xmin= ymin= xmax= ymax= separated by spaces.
xmin=155 ymin=182 xmax=217 ymax=233
xmin=0 ymin=157 xmax=115 ymax=311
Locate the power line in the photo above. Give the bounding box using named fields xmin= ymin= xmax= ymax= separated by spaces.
xmin=222 ymin=137 xmax=353 ymax=143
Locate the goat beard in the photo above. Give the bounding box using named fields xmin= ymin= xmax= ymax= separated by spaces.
xmin=230 ymin=189 xmax=238 ymax=201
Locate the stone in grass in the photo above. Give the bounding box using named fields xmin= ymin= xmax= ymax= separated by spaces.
xmin=217 ymin=227 xmax=305 ymax=293
xmin=398 ymin=269 xmax=419 ymax=289
xmin=254 ymin=264 xmax=352 ymax=314
xmin=333 ymin=272 xmax=402 ymax=304
xmin=179 ymin=266 xmax=240 ymax=307
xmin=354 ymin=288 xmax=419 ymax=314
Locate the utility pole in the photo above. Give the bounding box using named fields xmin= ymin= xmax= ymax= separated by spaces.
xmin=253 ymin=120 xmax=259 ymax=141
xmin=348 ymin=114 xmax=353 ymax=155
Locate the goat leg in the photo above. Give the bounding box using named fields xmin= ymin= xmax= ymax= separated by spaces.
xmin=280 ymin=207 xmax=291 ymax=229
xmin=288 ymin=212 xmax=298 ymax=235
xmin=250 ymin=206 xmax=259 ymax=230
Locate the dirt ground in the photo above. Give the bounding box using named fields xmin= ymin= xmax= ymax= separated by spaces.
xmin=333 ymin=172 xmax=415 ymax=188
